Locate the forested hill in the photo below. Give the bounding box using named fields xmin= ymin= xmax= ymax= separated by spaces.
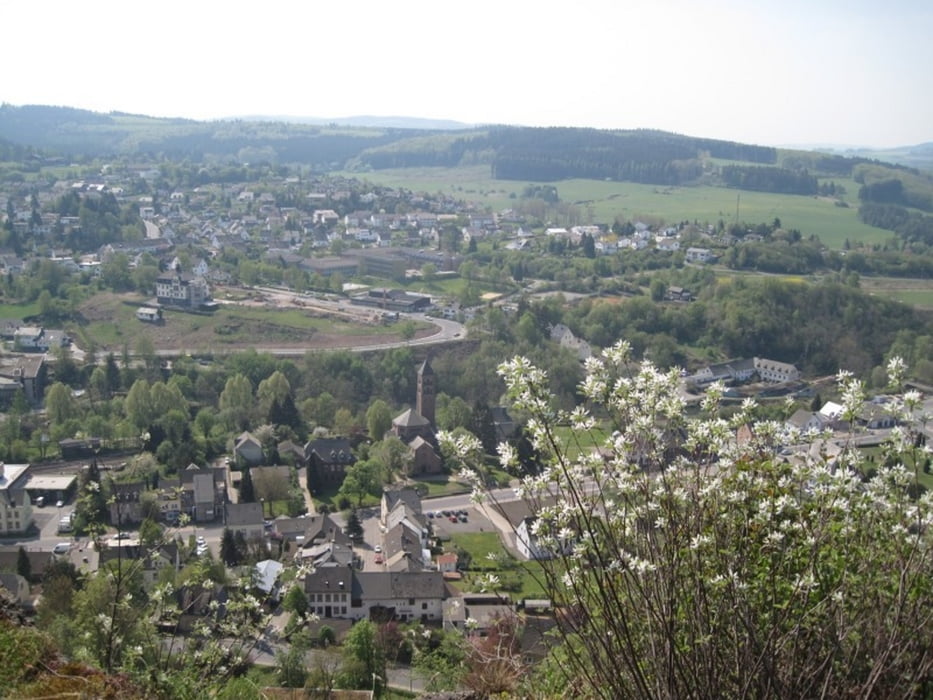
xmin=0 ymin=104 xmax=911 ymax=193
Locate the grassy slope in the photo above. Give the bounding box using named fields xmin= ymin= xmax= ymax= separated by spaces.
xmin=340 ymin=166 xmax=891 ymax=249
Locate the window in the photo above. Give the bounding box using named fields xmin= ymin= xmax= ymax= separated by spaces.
xmin=422 ymin=602 xmax=428 ymax=610
xmin=325 ymin=593 xmax=331 ymax=602
xmin=408 ymin=598 xmax=415 ymax=605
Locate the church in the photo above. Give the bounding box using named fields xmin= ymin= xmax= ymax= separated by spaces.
xmin=390 ymin=358 xmax=442 ymax=475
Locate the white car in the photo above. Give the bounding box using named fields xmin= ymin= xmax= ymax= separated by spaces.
xmin=196 ymin=536 xmax=206 ymax=546
xmin=52 ymin=542 xmax=71 ymax=555
xmin=374 ymin=545 xmax=382 ymax=553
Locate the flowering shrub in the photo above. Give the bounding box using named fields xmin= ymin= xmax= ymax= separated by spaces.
xmin=443 ymin=345 xmax=933 ymax=698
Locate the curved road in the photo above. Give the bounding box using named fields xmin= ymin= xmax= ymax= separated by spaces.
xmin=152 ymin=312 xmax=465 ymax=358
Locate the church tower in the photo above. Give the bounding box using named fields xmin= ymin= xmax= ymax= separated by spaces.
xmin=416 ymin=357 xmax=436 ymax=427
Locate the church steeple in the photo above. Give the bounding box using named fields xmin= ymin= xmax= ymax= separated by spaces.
xmin=416 ymin=357 xmax=436 ymax=427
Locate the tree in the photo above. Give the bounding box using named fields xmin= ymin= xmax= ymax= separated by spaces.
xmin=219 ymin=374 xmax=254 ymax=431
xmin=275 ymin=644 xmax=307 ymax=688
xmin=257 ymin=370 xmax=292 ymax=420
xmin=220 ymin=527 xmax=241 ymax=566
xmin=345 ymin=507 xmax=364 ymax=543
xmin=339 ymin=619 xmax=385 ymax=691
xmin=445 ymin=347 xmax=933 ymax=699
xmin=138 ymin=518 xmax=162 ymax=547
xmin=338 ymin=459 xmax=379 ymax=507
xmin=283 ymin=583 xmax=309 ymax=618
xmin=365 ymin=400 xmax=392 ymax=440
xmin=45 ymin=381 xmax=78 ymax=426
xmin=239 ymin=467 xmax=255 ymax=503
xmin=252 ymin=467 xmax=290 ymax=506
xmin=16 ymin=546 xmax=31 ymax=581
xmin=124 ymin=379 xmax=153 ymax=432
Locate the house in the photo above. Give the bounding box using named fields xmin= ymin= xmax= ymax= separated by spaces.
xmin=753 ymin=358 xmax=800 ymax=384
xmin=550 ymin=323 xmax=592 ymax=362
xmin=313 ymin=209 xmax=340 ymax=226
xmin=0 ymin=464 xmax=33 ymax=535
xmin=99 ymin=543 xmax=181 ymax=589
xmin=155 ymin=272 xmax=211 ymax=309
xmin=0 ymin=356 xmax=45 ymax=405
xmin=0 ymin=547 xmax=50 ymax=581
xmin=234 ymin=431 xmax=264 ymax=466
xmin=136 ymin=307 xmax=162 ymax=323
xmin=685 ymin=247 xmax=716 ymax=263
xmin=224 ymin=502 xmax=264 ymax=542
xmin=516 ymin=517 xmax=552 ymax=560
xmin=254 ymin=559 xmax=284 ymax=596
xmin=785 ymin=409 xmax=827 ymax=435
xmin=0 ymin=573 xmax=30 ymax=606
xmin=180 ymin=464 xmax=226 ymax=523
xmin=295 ymin=540 xmax=356 ymax=569
xmin=858 ymin=402 xmax=897 ymax=430
xmin=305 ymin=437 xmax=356 ymax=488
xmin=380 ymin=487 xmax=423 ymax=527
xmin=384 ymin=519 xmax=429 ymax=573
xmin=274 ymin=513 xmax=350 ymax=547
xmin=108 ymin=479 xmax=147 ymax=526
xmin=303 ymin=566 xmax=446 ymax=622
xmin=13 ymin=326 xmax=44 ymax=351
xmin=435 ymin=552 xmax=459 ymax=574
xmin=443 ymin=592 xmax=513 ymax=635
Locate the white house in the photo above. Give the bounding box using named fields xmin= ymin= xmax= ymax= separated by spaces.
xmin=0 ymin=464 xmax=33 ymax=535
xmin=304 ymin=566 xmax=446 ymax=622
xmin=685 ymin=247 xmax=716 ymax=263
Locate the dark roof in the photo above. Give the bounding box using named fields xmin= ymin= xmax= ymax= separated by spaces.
xmin=305 ymin=437 xmax=355 ymax=464
xmin=392 ymin=408 xmax=429 ymax=428
xmin=225 ymin=502 xmax=264 ymax=527
xmin=383 ymin=487 xmax=422 ymax=515
xmin=355 ymin=571 xmax=445 ymax=600
xmin=0 ymin=548 xmax=52 ymax=577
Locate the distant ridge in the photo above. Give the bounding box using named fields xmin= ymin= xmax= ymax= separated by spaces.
xmin=231 ymin=114 xmax=475 ymax=131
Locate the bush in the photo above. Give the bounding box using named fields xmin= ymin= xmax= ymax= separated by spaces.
xmin=446 ymin=347 xmax=933 ymax=698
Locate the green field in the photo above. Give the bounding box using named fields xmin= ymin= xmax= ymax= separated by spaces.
xmin=339 ymin=166 xmax=890 ymax=249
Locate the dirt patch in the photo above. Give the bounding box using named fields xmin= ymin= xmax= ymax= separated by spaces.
xmin=75 ymin=292 xmax=440 ymax=354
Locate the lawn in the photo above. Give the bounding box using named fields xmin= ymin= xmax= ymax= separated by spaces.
xmin=409 ymin=474 xmax=472 ymax=498
xmin=339 ymin=166 xmax=890 ymax=249
xmin=0 ymin=301 xmax=41 ymax=319
xmin=449 ymin=532 xmax=550 ymax=599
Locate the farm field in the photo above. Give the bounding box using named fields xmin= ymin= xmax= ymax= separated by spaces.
xmin=340 ymin=166 xmax=891 ymax=249
xmin=860 ymin=277 xmax=933 ymax=311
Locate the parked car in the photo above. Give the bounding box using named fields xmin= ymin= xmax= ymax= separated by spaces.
xmin=53 ymin=542 xmax=71 ymax=555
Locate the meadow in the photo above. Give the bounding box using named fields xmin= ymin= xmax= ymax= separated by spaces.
xmin=340 ymin=166 xmax=891 ymax=249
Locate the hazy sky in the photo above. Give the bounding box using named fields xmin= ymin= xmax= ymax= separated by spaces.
xmin=3 ymin=0 xmax=931 ymax=148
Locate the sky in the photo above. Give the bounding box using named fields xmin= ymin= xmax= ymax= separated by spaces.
xmin=2 ymin=0 xmax=931 ymax=149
